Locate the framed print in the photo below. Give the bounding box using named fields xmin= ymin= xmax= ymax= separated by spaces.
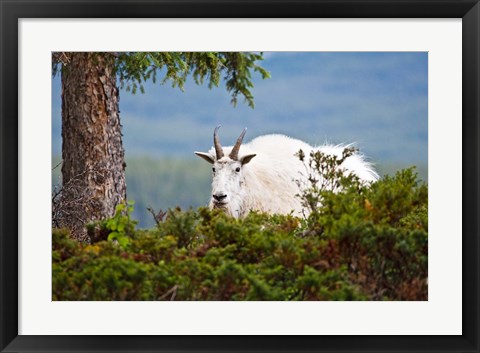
xmin=1 ymin=0 xmax=479 ymax=352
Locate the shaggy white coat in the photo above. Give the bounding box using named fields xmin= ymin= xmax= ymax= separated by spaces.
xmin=201 ymin=134 xmax=378 ymax=218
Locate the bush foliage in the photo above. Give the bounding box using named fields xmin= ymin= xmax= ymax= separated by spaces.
xmin=53 ymin=162 xmax=428 ymax=301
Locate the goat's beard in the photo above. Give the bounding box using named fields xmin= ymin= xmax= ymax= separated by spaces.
xmin=209 ymin=199 xmax=242 ymax=218
xmin=212 ymin=202 xmax=228 ymax=212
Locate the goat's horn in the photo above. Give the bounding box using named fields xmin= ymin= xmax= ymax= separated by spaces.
xmin=229 ymin=128 xmax=247 ymax=161
xmin=213 ymin=126 xmax=224 ymax=160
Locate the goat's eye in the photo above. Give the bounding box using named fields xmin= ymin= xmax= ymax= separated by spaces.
xmin=235 ymin=167 xmax=241 ymax=172
xmin=212 ymin=168 xmax=216 ymax=173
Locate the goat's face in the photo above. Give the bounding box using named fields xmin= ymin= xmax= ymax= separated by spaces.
xmin=195 ymin=127 xmax=256 ymax=218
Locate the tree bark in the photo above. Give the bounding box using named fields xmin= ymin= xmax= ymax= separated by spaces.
xmin=60 ymin=53 xmax=126 ymax=240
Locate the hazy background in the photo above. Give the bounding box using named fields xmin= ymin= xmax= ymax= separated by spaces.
xmin=52 ymin=52 xmax=428 ymax=228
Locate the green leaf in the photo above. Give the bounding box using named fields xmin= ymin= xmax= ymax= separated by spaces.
xmin=108 ymin=231 xmax=119 ymax=241
xmin=118 ymin=237 xmax=130 ymax=248
xmin=107 ymin=219 xmax=117 ymax=231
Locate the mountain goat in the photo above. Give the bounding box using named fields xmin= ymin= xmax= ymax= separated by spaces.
xmin=195 ymin=127 xmax=378 ymax=218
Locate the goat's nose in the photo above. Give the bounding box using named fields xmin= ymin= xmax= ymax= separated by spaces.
xmin=213 ymin=193 xmax=227 ymax=201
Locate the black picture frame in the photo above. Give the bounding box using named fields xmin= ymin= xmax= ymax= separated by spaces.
xmin=1 ymin=1 xmax=478 ymax=352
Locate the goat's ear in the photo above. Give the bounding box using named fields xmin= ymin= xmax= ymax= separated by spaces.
xmin=240 ymin=154 xmax=256 ymax=165
xmin=195 ymin=152 xmax=215 ymax=164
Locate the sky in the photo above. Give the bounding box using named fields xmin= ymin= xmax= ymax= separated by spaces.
xmin=52 ymin=52 xmax=428 ymax=169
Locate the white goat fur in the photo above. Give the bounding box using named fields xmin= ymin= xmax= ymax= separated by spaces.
xmin=196 ymin=133 xmax=378 ymax=218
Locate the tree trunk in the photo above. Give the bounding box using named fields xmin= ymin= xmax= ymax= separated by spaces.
xmin=60 ymin=53 xmax=126 ymax=240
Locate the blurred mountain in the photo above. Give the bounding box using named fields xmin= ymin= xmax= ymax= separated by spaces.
xmin=52 ymin=52 xmax=427 ymax=166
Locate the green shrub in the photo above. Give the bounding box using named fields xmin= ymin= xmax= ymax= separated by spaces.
xmin=53 ymin=150 xmax=427 ymax=301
